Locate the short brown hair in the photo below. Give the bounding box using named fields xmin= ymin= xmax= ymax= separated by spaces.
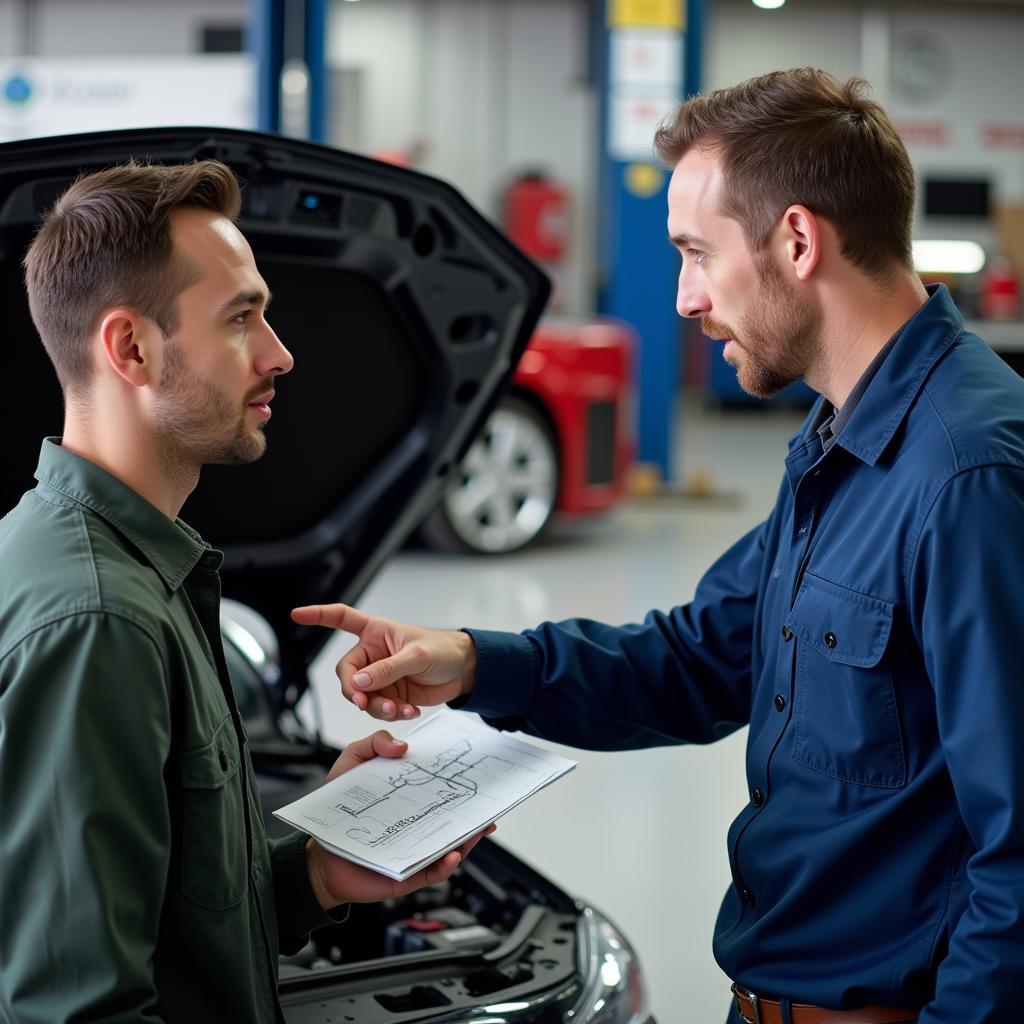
xmin=654 ymin=67 xmax=916 ymax=280
xmin=23 ymin=160 xmax=241 ymax=394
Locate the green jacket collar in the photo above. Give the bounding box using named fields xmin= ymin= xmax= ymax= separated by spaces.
xmin=33 ymin=438 xmax=215 ymax=592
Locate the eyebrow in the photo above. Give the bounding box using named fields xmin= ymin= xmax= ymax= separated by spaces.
xmin=669 ymin=232 xmax=712 ymax=250
xmin=220 ymin=288 xmax=273 ymax=313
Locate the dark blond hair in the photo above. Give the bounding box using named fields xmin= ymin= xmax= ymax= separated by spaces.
xmin=654 ymin=68 xmax=916 ymax=280
xmin=23 ymin=160 xmax=241 ymax=394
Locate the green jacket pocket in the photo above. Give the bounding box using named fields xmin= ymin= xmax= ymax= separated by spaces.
xmin=180 ymin=714 xmax=248 ymax=910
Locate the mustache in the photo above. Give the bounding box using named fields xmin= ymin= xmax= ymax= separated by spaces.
xmin=244 ymin=378 xmax=277 ymax=403
xmin=700 ymin=317 xmax=735 ymax=341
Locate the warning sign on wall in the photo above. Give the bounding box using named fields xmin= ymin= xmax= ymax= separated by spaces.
xmin=611 ymin=30 xmax=683 ymax=91
xmin=608 ymin=27 xmax=683 ymax=161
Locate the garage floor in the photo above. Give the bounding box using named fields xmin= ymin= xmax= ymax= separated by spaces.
xmin=300 ymin=400 xmax=809 ymax=1024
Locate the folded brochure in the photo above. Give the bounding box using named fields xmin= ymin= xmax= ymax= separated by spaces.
xmin=273 ymin=711 xmax=576 ymax=881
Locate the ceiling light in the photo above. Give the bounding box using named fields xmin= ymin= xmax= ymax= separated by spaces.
xmin=752 ymin=0 xmax=786 ymax=9
xmin=912 ymin=240 xmax=986 ymax=275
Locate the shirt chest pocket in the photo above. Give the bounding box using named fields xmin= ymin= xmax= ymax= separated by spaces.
xmin=785 ymin=573 xmax=906 ymax=789
xmin=179 ymin=714 xmax=248 ymax=910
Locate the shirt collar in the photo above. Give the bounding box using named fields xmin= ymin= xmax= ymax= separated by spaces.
xmin=792 ymin=284 xmax=964 ymax=466
xmin=33 ymin=438 xmax=214 ymax=592
xmin=812 ymin=326 xmax=904 ymax=455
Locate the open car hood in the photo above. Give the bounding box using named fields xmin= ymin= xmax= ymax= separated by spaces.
xmin=0 ymin=128 xmax=550 ymax=692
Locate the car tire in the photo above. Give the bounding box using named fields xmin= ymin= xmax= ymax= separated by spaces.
xmin=421 ymin=394 xmax=559 ymax=554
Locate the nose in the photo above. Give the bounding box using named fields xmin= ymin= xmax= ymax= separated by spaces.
xmin=256 ymin=321 xmax=294 ymax=378
xmin=676 ymin=268 xmax=711 ymax=319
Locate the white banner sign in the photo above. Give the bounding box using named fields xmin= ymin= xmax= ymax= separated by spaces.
xmin=0 ymin=56 xmax=254 ymax=143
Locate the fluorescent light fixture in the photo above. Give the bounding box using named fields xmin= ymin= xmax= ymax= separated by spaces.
xmin=752 ymin=0 xmax=786 ymax=8
xmin=912 ymin=239 xmax=986 ymax=274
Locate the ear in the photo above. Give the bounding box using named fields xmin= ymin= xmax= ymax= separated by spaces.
xmin=779 ymin=204 xmax=820 ymax=282
xmin=97 ymin=309 xmax=157 ymax=388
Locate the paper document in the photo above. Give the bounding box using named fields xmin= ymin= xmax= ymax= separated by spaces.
xmin=273 ymin=712 xmax=576 ymax=881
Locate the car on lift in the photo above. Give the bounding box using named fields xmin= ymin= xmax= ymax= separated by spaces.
xmin=1 ymin=127 xmax=653 ymax=1024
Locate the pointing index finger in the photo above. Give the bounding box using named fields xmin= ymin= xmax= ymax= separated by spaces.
xmin=291 ymin=603 xmax=371 ymax=634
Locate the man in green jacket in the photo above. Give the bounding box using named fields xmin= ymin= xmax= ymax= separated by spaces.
xmin=0 ymin=160 xmax=486 ymax=1023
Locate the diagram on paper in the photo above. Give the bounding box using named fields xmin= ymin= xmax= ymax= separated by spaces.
xmin=309 ymin=730 xmax=549 ymax=853
xmin=274 ymin=713 xmax=576 ymax=878
xmin=335 ymin=737 xmax=536 ymax=848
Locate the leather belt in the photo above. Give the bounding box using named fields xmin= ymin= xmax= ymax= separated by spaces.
xmin=732 ymin=984 xmax=917 ymax=1024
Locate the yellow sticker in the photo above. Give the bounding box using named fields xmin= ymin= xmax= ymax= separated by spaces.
xmin=608 ymin=0 xmax=685 ymax=30
xmin=624 ymin=162 xmax=665 ymax=198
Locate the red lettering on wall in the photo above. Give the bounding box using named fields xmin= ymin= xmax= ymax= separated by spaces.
xmin=895 ymin=121 xmax=949 ymax=146
xmin=982 ymin=124 xmax=1024 ymax=148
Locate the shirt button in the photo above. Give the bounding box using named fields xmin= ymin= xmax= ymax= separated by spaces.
xmin=797 ymin=524 xmax=808 ymax=536
xmin=751 ymin=788 xmax=764 ymax=807
xmin=774 ymin=694 xmax=786 ymax=712
xmin=824 ymin=631 xmax=837 ymax=649
xmin=219 ymin=750 xmax=229 ymax=772
xmin=741 ymin=888 xmax=756 ymax=908
xmin=781 ymin=625 xmax=793 ymax=641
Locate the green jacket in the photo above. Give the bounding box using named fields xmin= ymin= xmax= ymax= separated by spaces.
xmin=0 ymin=440 xmax=334 ymax=1023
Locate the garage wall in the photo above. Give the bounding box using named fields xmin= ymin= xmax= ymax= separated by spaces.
xmin=0 ymin=2 xmax=18 ymax=53
xmin=706 ymin=1 xmax=864 ymax=89
xmin=10 ymin=0 xmax=1020 ymax=304
xmin=326 ymin=0 xmax=597 ymax=315
xmin=0 ymin=0 xmax=246 ymax=56
xmin=705 ymin=0 xmax=1024 ymax=232
xmin=888 ymin=7 xmax=1024 ymax=207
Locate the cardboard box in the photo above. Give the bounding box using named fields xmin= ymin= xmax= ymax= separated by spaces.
xmin=996 ymin=204 xmax=1024 ymax=278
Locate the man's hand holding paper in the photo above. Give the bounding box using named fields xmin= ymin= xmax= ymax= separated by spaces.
xmin=304 ymin=729 xmax=495 ymax=904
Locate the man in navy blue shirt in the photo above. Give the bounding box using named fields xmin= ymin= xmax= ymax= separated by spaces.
xmin=294 ymin=68 xmax=1024 ymax=1023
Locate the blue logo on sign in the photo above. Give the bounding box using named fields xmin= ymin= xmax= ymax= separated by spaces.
xmin=4 ymin=75 xmax=33 ymax=105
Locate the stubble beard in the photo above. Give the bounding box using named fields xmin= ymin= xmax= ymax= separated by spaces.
xmin=154 ymin=341 xmax=268 ymax=476
xmin=703 ymin=254 xmax=822 ymax=399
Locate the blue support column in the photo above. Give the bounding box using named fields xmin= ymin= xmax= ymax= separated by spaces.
xmin=250 ymin=0 xmax=283 ymax=133
xmin=603 ymin=160 xmax=678 ymax=478
xmin=305 ymin=0 xmax=328 ymax=142
xmin=685 ymin=0 xmax=704 ymax=100
xmin=249 ymin=0 xmax=327 ymax=140
xmin=597 ymin=0 xmax=702 ymax=483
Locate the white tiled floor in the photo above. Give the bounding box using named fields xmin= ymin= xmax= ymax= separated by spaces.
xmin=298 ymin=401 xmax=808 ymax=1024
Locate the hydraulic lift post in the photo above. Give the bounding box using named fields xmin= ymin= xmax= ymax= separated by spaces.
xmin=598 ymin=0 xmax=703 ymax=485
xmin=250 ymin=0 xmax=327 ymax=142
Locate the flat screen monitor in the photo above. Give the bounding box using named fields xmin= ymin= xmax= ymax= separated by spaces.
xmin=923 ymin=178 xmax=990 ymax=218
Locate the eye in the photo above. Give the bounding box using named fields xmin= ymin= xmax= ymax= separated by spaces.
xmin=232 ymin=309 xmax=253 ymax=325
xmin=687 ymin=248 xmax=708 ymax=265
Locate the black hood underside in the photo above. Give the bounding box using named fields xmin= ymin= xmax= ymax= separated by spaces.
xmin=0 ymin=128 xmax=549 ymax=689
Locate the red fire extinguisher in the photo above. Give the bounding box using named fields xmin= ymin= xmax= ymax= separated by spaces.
xmin=978 ymin=255 xmax=1021 ymax=320
xmin=503 ymin=172 xmax=569 ymax=263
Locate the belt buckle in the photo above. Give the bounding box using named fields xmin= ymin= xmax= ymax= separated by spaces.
xmin=732 ymin=983 xmax=762 ymax=1024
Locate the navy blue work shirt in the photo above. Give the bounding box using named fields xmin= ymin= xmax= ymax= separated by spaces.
xmin=460 ymin=286 xmax=1024 ymax=1020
